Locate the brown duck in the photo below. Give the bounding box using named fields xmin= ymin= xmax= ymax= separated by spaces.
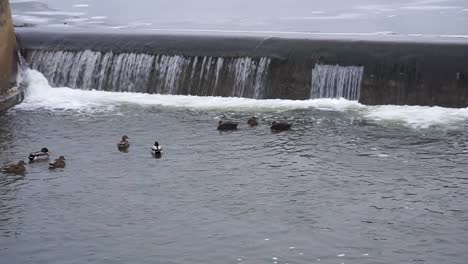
xmin=2 ymin=160 xmax=26 ymax=174
xmin=247 ymin=116 xmax=259 ymax=127
xmin=49 ymin=156 xmax=66 ymax=169
xmin=217 ymin=120 xmax=238 ymax=131
xmin=271 ymin=121 xmax=292 ymax=131
xmin=117 ymin=135 xmax=130 ymax=149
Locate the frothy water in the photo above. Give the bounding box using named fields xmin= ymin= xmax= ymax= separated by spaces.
xmin=18 ymin=69 xmax=468 ymax=129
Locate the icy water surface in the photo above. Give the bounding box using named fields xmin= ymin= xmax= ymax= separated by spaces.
xmin=10 ymin=0 xmax=468 ymax=35
xmin=0 ymin=71 xmax=468 ymax=263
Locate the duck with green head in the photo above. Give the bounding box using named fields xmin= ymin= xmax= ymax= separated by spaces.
xmin=29 ymin=147 xmax=50 ymax=162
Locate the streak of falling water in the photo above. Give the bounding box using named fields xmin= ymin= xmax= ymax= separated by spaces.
xmin=310 ymin=64 xmax=364 ymax=100
xmin=27 ymin=49 xmax=271 ymax=98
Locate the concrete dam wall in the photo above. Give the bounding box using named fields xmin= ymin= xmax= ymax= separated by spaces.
xmin=0 ymin=0 xmax=22 ymax=113
xmin=16 ymin=28 xmax=468 ymax=107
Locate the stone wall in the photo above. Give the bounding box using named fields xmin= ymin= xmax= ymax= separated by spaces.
xmin=0 ymin=0 xmax=22 ymax=114
xmin=0 ymin=0 xmax=17 ymax=94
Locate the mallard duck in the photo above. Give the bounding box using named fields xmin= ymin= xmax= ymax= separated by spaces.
xmin=217 ymin=120 xmax=238 ymax=131
xmin=151 ymin=141 xmax=163 ymax=156
xmin=2 ymin=160 xmax=26 ymax=174
xmin=117 ymin=135 xmax=130 ymax=149
xmin=247 ymin=116 xmax=259 ymax=127
xmin=49 ymin=156 xmax=66 ymax=169
xmin=28 ymin=147 xmax=50 ymax=162
xmin=271 ymin=121 xmax=292 ymax=131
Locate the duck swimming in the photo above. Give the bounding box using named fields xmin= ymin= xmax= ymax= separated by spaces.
xmin=28 ymin=147 xmax=50 ymax=162
xmin=247 ymin=116 xmax=259 ymax=127
xmin=49 ymin=156 xmax=66 ymax=169
xmin=117 ymin=135 xmax=130 ymax=149
xmin=2 ymin=160 xmax=26 ymax=174
xmin=151 ymin=141 xmax=163 ymax=155
xmin=271 ymin=121 xmax=292 ymax=131
xmin=217 ymin=120 xmax=238 ymax=131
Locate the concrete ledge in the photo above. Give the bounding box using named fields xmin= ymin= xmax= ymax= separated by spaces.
xmin=16 ymin=28 xmax=468 ymax=58
xmin=0 ymin=87 xmax=24 ymax=114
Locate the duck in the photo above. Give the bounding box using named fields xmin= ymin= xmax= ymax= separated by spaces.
xmin=2 ymin=160 xmax=26 ymax=174
xmin=49 ymin=156 xmax=66 ymax=169
xmin=117 ymin=135 xmax=130 ymax=149
xmin=271 ymin=121 xmax=292 ymax=131
xmin=28 ymin=147 xmax=50 ymax=162
xmin=217 ymin=120 xmax=238 ymax=131
xmin=151 ymin=141 xmax=163 ymax=155
xmin=247 ymin=116 xmax=259 ymax=127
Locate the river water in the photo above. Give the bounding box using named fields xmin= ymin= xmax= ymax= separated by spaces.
xmin=0 ymin=70 xmax=467 ymax=263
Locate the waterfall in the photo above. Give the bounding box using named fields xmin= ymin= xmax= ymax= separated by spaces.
xmin=310 ymin=64 xmax=364 ymax=100
xmin=27 ymin=49 xmax=271 ymax=99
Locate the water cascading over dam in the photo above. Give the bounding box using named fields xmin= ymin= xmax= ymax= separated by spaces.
xmin=16 ymin=28 xmax=468 ymax=107
xmin=310 ymin=64 xmax=364 ymax=100
xmin=26 ymin=48 xmax=365 ymax=101
xmin=27 ymin=49 xmax=271 ymax=99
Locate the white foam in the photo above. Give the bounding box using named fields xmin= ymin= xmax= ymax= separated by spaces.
xmin=401 ymin=5 xmax=461 ymax=10
xmin=280 ymin=13 xmax=363 ymax=20
xmin=18 ymin=70 xmax=360 ymax=113
xmin=24 ymin=11 xmax=86 ymax=16
xmin=12 ymin=14 xmax=51 ymax=24
xmin=90 ymin=16 xmax=107 ymax=20
xmin=129 ymin=21 xmax=153 ymax=27
xmin=365 ymin=105 xmax=468 ymax=128
xmin=17 ymin=70 xmax=468 ymax=129
xmin=355 ymin=5 xmax=396 ymax=12
xmin=64 ymin=17 xmax=89 ymax=23
xmin=411 ymin=0 xmax=452 ymax=4
xmin=439 ymin=34 xmax=468 ymax=38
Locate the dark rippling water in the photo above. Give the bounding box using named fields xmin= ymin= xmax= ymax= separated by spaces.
xmin=1 ymin=88 xmax=468 ymax=264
